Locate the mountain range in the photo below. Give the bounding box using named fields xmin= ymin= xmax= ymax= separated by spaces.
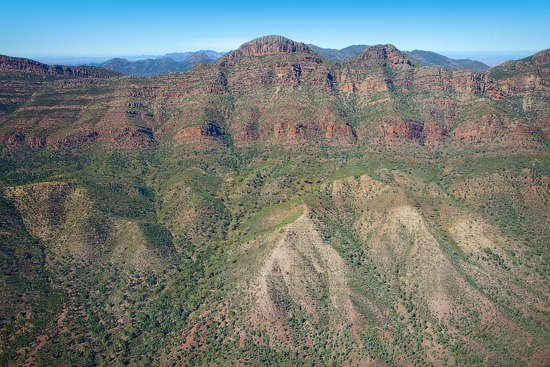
xmin=164 ymin=50 xmax=226 ymax=62
xmin=97 ymin=45 xmax=490 ymax=76
xmin=0 ymin=35 xmax=549 ymax=366
xmin=99 ymin=53 xmax=214 ymax=76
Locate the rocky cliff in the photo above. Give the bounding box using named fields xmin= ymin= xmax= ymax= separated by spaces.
xmin=229 ymin=35 xmax=314 ymax=57
xmin=2 ymin=41 xmax=546 ymax=152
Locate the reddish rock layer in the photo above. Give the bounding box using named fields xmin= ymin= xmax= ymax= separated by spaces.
xmin=229 ymin=36 xmax=313 ymax=58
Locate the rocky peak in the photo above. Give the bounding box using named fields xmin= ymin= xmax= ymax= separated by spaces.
xmin=229 ymin=36 xmax=313 ymax=58
xmin=357 ymin=44 xmax=417 ymax=68
xmin=100 ymin=58 xmax=131 ymax=69
xmin=532 ymin=48 xmax=550 ymax=65
xmin=186 ymin=52 xmax=211 ymax=64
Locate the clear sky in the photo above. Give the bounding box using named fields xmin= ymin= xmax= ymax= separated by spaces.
xmin=1 ymin=0 xmax=548 ymax=58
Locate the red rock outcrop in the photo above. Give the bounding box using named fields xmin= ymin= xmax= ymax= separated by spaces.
xmin=0 ymin=55 xmax=49 ymax=74
xmin=488 ymin=48 xmax=550 ymax=98
xmin=1 ymin=38 xmax=546 ymax=154
xmin=381 ymin=119 xmax=424 ymax=140
xmin=228 ymin=36 xmax=313 ymax=58
xmin=358 ymin=44 xmax=417 ymax=69
xmin=174 ymin=124 xmax=224 ymax=141
xmin=498 ymin=74 xmax=545 ymax=95
xmin=452 ymin=114 xmax=509 ymax=141
xmin=325 ymin=124 xmax=357 ymax=146
xmin=421 ymin=123 xmax=447 ymax=146
xmin=325 ymin=124 xmax=354 ymax=138
xmin=274 ymin=122 xmax=290 ymax=138
xmin=1 ymin=134 xmax=49 ymax=147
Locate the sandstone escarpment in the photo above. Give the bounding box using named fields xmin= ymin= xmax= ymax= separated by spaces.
xmin=357 ymin=44 xmax=417 ymax=70
xmin=451 ymin=113 xmax=537 ymax=145
xmin=0 ymin=38 xmax=546 ymax=155
xmin=0 ymin=55 xmax=50 ymax=74
xmin=228 ymin=36 xmax=313 ymax=58
xmin=499 ymin=74 xmax=544 ymax=95
xmin=488 ymin=48 xmax=550 ymax=99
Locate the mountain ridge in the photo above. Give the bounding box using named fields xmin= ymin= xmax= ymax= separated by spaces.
xmin=307 ymin=44 xmax=491 ymax=72
xmin=164 ymin=50 xmax=225 ymax=62
xmin=0 ymin=54 xmax=123 ymax=78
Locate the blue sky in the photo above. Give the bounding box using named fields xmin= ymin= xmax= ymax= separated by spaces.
xmin=1 ymin=0 xmax=549 ymax=59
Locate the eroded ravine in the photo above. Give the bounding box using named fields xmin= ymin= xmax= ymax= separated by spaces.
xmin=253 ymin=205 xmax=362 ymax=344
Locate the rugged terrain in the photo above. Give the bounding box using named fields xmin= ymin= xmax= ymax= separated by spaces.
xmin=100 ymin=43 xmax=490 ymax=77
xmin=308 ymin=44 xmax=490 ymax=72
xmin=0 ymin=36 xmax=549 ymax=366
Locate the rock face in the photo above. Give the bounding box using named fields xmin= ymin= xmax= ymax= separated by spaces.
xmin=357 ymin=44 xmax=417 ymax=69
xmin=487 ymin=48 xmax=550 ymax=97
xmin=0 ymin=55 xmax=49 ymax=74
xmin=229 ymin=35 xmax=313 ymax=57
xmin=2 ymin=43 xmax=546 ymax=151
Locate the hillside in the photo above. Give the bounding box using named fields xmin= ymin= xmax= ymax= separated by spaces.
xmin=0 ymin=36 xmax=549 ymax=366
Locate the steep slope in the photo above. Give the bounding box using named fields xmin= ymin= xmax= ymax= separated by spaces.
xmin=0 ymin=37 xmax=549 ymax=366
xmin=487 ymin=48 xmax=550 ymax=99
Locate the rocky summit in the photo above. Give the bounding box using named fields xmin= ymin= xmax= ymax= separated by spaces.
xmin=0 ymin=36 xmax=549 ymax=366
xmin=230 ymin=35 xmax=314 ymax=57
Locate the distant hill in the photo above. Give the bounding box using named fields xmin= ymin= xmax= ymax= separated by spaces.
xmin=0 ymin=54 xmax=122 ymax=78
xmin=308 ymin=44 xmax=490 ymax=71
xmin=164 ymin=50 xmax=225 ymax=61
xmin=100 ymin=53 xmax=212 ymax=76
xmin=307 ymin=44 xmax=370 ymax=61
xmin=405 ymin=50 xmax=490 ymax=72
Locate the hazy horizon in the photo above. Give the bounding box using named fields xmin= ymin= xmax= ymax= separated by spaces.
xmin=1 ymin=0 xmax=548 ymax=61
xmin=14 ymin=46 xmax=538 ymax=69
